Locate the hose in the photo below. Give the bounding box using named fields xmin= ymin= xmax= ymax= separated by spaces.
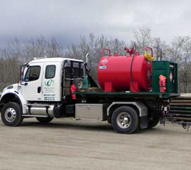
xmin=130 ymin=46 xmax=138 ymax=92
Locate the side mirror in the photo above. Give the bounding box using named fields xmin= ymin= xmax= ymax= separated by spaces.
xmin=19 ymin=64 xmax=28 ymax=86
xmin=20 ymin=81 xmax=28 ymax=86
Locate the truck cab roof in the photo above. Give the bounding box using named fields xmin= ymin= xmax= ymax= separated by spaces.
xmin=29 ymin=57 xmax=84 ymax=64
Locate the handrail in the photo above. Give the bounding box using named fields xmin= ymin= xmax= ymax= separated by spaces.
xmin=101 ymin=48 xmax=111 ymax=58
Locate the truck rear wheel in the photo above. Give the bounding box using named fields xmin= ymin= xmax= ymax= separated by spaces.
xmin=1 ymin=102 xmax=23 ymax=126
xmin=111 ymin=106 xmax=139 ymax=134
xmin=148 ymin=116 xmax=159 ymax=129
xmin=36 ymin=117 xmax=53 ymax=123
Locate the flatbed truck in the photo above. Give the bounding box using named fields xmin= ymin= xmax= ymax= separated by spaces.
xmin=0 ymin=49 xmax=180 ymax=133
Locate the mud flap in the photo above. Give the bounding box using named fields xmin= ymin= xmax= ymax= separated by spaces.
xmin=140 ymin=116 xmax=148 ymax=129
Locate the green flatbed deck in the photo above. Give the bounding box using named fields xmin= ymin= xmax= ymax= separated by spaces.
xmin=76 ymin=61 xmax=179 ymax=100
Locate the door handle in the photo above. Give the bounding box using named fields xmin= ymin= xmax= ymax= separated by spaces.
xmin=37 ymin=86 xmax=41 ymax=93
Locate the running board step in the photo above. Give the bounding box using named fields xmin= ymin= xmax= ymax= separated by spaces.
xmin=27 ymin=104 xmax=50 ymax=107
xmin=23 ymin=115 xmax=48 ymax=118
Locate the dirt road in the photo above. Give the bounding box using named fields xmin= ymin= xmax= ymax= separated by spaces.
xmin=0 ymin=118 xmax=190 ymax=170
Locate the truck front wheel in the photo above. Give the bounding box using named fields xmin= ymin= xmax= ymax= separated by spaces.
xmin=111 ymin=106 xmax=139 ymax=134
xmin=36 ymin=117 xmax=53 ymax=123
xmin=1 ymin=102 xmax=23 ymax=126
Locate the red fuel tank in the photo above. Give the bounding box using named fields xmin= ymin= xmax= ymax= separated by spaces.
xmin=97 ymin=49 xmax=152 ymax=93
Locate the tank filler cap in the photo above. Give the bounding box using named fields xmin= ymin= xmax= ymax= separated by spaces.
xmin=135 ymin=52 xmax=140 ymax=55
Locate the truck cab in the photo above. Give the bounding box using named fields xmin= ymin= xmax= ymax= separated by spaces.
xmin=20 ymin=58 xmax=84 ymax=102
xmin=0 ymin=57 xmax=85 ymax=126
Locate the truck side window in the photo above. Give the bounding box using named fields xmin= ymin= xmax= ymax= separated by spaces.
xmin=64 ymin=61 xmax=84 ymax=78
xmin=24 ymin=66 xmax=41 ymax=82
xmin=45 ymin=65 xmax=56 ymax=79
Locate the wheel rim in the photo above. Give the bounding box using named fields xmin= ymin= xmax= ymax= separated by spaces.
xmin=116 ymin=112 xmax=132 ymax=129
xmin=4 ymin=108 xmax=17 ymax=123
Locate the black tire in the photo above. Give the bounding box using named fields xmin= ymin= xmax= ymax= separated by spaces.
xmin=111 ymin=106 xmax=139 ymax=134
xmin=73 ymin=78 xmax=83 ymax=90
xmin=1 ymin=102 xmax=23 ymax=126
xmin=148 ymin=116 xmax=159 ymax=129
xmin=36 ymin=117 xmax=53 ymax=123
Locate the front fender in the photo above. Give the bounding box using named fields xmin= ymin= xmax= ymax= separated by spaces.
xmin=0 ymin=90 xmax=27 ymax=114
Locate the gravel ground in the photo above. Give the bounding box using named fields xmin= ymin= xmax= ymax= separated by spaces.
xmin=0 ymin=117 xmax=191 ymax=170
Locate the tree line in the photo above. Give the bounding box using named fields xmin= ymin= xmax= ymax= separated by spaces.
xmin=0 ymin=27 xmax=191 ymax=92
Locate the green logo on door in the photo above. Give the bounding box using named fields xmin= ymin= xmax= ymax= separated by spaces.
xmin=45 ymin=80 xmax=54 ymax=86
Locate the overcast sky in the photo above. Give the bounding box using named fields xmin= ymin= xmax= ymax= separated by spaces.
xmin=0 ymin=0 xmax=191 ymax=47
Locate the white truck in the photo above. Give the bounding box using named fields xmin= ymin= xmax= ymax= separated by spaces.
xmin=0 ymin=48 xmax=179 ymax=133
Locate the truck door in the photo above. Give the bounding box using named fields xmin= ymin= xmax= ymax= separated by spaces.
xmin=21 ymin=63 xmax=43 ymax=101
xmin=41 ymin=63 xmax=62 ymax=101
